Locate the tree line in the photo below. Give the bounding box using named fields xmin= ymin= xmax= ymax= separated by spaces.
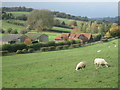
xmin=2 ymin=6 xmax=33 ymax=12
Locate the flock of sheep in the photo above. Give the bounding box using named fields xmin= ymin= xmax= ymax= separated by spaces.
xmin=75 ymin=43 xmax=117 ymax=71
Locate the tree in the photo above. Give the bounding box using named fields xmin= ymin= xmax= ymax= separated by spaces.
xmin=6 ymin=28 xmax=12 ymax=33
xmin=68 ymin=21 xmax=77 ymax=26
xmin=20 ymin=29 xmax=28 ymax=34
xmin=54 ymin=19 xmax=61 ymax=26
xmin=0 ymin=29 xmax=5 ymax=33
xmin=26 ymin=9 xmax=54 ymax=32
xmin=11 ymin=29 xmax=18 ymax=34
xmin=109 ymin=26 xmax=120 ymax=37
xmin=61 ymin=21 xmax=66 ymax=26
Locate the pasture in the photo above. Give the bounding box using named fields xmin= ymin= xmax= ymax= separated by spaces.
xmin=2 ymin=39 xmax=118 ymax=88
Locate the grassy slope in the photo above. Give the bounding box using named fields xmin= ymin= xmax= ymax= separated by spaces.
xmin=52 ymin=27 xmax=72 ymax=32
xmin=2 ymin=20 xmax=26 ymax=32
xmin=7 ymin=12 xmax=30 ymax=16
xmin=2 ymin=39 xmax=118 ymax=88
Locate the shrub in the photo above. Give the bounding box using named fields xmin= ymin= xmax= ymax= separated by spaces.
xmin=63 ymin=45 xmax=69 ymax=49
xmin=72 ymin=44 xmax=80 ymax=48
xmin=69 ymin=39 xmax=76 ymax=44
xmin=56 ymin=41 xmax=66 ymax=46
xmin=68 ymin=45 xmax=74 ymax=49
xmin=28 ymin=43 xmax=42 ymax=50
xmin=40 ymin=47 xmax=49 ymax=52
xmin=101 ymin=38 xmax=108 ymax=42
xmin=74 ymin=39 xmax=81 ymax=44
xmin=2 ymin=43 xmax=27 ymax=52
xmin=56 ymin=46 xmax=63 ymax=50
xmin=93 ymin=34 xmax=102 ymax=41
xmin=48 ymin=46 xmax=56 ymax=51
xmin=46 ymin=41 xmax=55 ymax=46
xmin=28 ymin=48 xmax=34 ymax=53
xmin=22 ymin=49 xmax=28 ymax=53
xmin=16 ymin=50 xmax=22 ymax=54
xmin=1 ymin=50 xmax=8 ymax=55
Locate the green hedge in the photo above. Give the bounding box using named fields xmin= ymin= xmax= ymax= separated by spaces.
xmin=2 ymin=43 xmax=27 ymax=52
xmin=2 ymin=39 xmax=81 ymax=53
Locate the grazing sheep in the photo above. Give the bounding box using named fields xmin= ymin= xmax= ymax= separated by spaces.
xmin=75 ymin=61 xmax=86 ymax=71
xmin=94 ymin=58 xmax=109 ymax=69
xmin=97 ymin=50 xmax=101 ymax=52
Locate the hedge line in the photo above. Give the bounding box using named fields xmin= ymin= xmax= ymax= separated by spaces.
xmin=2 ymin=39 xmax=81 ymax=53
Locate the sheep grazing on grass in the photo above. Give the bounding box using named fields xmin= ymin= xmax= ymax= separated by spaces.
xmin=97 ymin=50 xmax=101 ymax=52
xmin=94 ymin=58 xmax=109 ymax=69
xmin=75 ymin=61 xmax=86 ymax=71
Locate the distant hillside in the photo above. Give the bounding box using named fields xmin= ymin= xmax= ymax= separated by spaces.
xmin=2 ymin=7 xmax=94 ymax=22
xmin=92 ymin=17 xmax=118 ymax=23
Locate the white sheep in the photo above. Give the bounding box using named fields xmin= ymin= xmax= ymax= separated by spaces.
xmin=97 ymin=50 xmax=101 ymax=52
xmin=94 ymin=58 xmax=109 ymax=69
xmin=75 ymin=61 xmax=86 ymax=71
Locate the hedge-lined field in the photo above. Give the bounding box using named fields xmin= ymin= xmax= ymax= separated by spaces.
xmin=2 ymin=39 xmax=118 ymax=88
xmin=2 ymin=20 xmax=26 ymax=32
xmin=7 ymin=12 xmax=30 ymax=16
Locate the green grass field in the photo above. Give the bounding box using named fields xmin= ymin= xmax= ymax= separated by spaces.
xmin=2 ymin=20 xmax=26 ymax=32
xmin=7 ymin=12 xmax=30 ymax=16
xmin=2 ymin=39 xmax=118 ymax=88
xmin=52 ymin=27 xmax=72 ymax=32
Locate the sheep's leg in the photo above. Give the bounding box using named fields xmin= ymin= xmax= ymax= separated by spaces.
xmin=105 ymin=65 xmax=108 ymax=67
xmin=95 ymin=64 xmax=99 ymax=69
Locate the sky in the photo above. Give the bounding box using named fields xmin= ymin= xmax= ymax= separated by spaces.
xmin=2 ymin=2 xmax=118 ymax=18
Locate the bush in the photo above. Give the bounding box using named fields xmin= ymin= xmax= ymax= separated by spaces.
xmin=56 ymin=41 xmax=66 ymax=46
xmin=28 ymin=43 xmax=42 ymax=50
xmin=74 ymin=39 xmax=81 ymax=44
xmin=93 ymin=34 xmax=102 ymax=41
xmin=22 ymin=49 xmax=28 ymax=53
xmin=2 ymin=43 xmax=27 ymax=52
xmin=1 ymin=50 xmax=8 ymax=55
xmin=28 ymin=48 xmax=34 ymax=53
xmin=46 ymin=41 xmax=55 ymax=46
xmin=56 ymin=46 xmax=63 ymax=50
xmin=48 ymin=46 xmax=56 ymax=51
xmin=69 ymin=39 xmax=76 ymax=44
xmin=40 ymin=47 xmax=49 ymax=52
xmin=72 ymin=44 xmax=80 ymax=48
xmin=101 ymin=38 xmax=108 ymax=42
xmin=16 ymin=50 xmax=22 ymax=54
xmin=63 ymin=45 xmax=69 ymax=49
xmin=68 ymin=45 xmax=74 ymax=49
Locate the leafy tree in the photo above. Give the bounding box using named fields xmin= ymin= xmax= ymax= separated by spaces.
xmin=54 ymin=19 xmax=61 ymax=26
xmin=20 ymin=29 xmax=28 ymax=34
xmin=11 ymin=29 xmax=18 ymax=34
xmin=0 ymin=29 xmax=5 ymax=33
xmin=109 ymin=26 xmax=120 ymax=37
xmin=61 ymin=21 xmax=66 ymax=26
xmin=68 ymin=21 xmax=77 ymax=26
xmin=26 ymin=9 xmax=54 ymax=32
xmin=6 ymin=28 xmax=12 ymax=33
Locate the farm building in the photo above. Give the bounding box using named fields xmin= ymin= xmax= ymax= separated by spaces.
xmin=1 ymin=33 xmax=49 ymax=45
xmin=1 ymin=34 xmax=28 ymax=45
xmin=55 ymin=27 xmax=93 ymax=43
xmin=55 ymin=33 xmax=93 ymax=43
xmin=25 ymin=33 xmax=48 ymax=43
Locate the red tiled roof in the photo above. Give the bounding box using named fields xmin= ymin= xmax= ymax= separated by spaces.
xmin=62 ymin=33 xmax=70 ymax=37
xmin=55 ymin=35 xmax=62 ymax=39
xmin=80 ymin=33 xmax=92 ymax=40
